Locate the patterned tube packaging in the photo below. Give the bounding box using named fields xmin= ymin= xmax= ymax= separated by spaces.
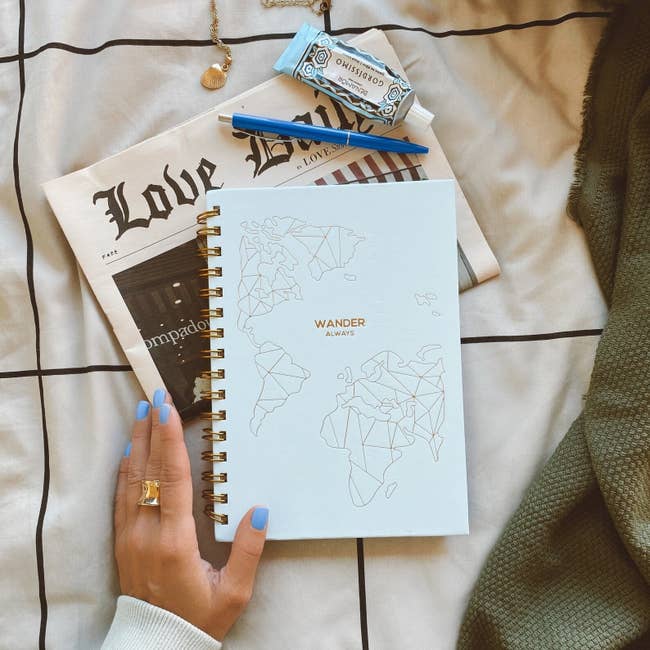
xmin=274 ymin=23 xmax=434 ymax=130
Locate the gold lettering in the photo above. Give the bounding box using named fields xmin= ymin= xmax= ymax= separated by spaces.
xmin=314 ymin=317 xmax=367 ymax=329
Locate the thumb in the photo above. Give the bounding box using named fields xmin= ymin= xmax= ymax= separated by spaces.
xmin=222 ymin=506 xmax=268 ymax=600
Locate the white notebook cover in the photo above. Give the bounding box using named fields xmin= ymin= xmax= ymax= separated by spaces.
xmin=205 ymin=181 xmax=468 ymax=540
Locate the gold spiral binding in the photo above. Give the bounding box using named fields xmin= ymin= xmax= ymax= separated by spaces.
xmin=202 ymin=429 xmax=227 ymax=442
xmin=201 ymin=368 xmax=225 ymax=380
xmin=197 ymin=226 xmax=221 ymax=237
xmin=201 ymin=389 xmax=226 ymax=400
xmin=200 ymin=328 xmax=224 ymax=339
xmin=201 ymin=349 xmax=225 ymax=359
xmin=199 ymin=287 xmax=223 ymax=299
xmin=200 ymin=411 xmax=227 ymax=421
xmin=197 ymin=206 xmax=228 ymax=525
xmin=197 ymin=246 xmax=222 ymax=258
xmin=201 ymin=308 xmax=224 ymax=319
xmin=197 ymin=207 xmax=220 ymax=224
xmin=202 ymin=471 xmax=227 ymax=483
xmin=199 ymin=267 xmax=223 ymax=278
xmin=202 ymin=489 xmax=228 ymax=503
xmin=204 ymin=507 xmax=228 ymax=524
xmin=201 ymin=450 xmax=227 ymax=462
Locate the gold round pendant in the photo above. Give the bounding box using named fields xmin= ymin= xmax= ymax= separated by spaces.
xmin=201 ymin=64 xmax=227 ymax=90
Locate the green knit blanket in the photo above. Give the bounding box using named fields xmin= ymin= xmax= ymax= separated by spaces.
xmin=458 ymin=3 xmax=650 ymax=648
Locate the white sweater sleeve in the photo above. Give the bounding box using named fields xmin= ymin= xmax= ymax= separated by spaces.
xmin=101 ymin=596 xmax=222 ymax=650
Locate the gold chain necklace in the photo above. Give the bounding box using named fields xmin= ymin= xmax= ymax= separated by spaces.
xmin=200 ymin=0 xmax=331 ymax=90
xmin=261 ymin=0 xmax=331 ymax=14
xmin=200 ymin=0 xmax=233 ymax=90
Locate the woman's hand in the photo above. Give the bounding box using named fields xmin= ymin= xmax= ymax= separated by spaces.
xmin=113 ymin=389 xmax=268 ymax=642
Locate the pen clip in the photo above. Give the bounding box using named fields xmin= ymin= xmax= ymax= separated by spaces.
xmin=231 ymin=126 xmax=295 ymax=144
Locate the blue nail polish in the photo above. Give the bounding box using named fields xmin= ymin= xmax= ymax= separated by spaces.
xmin=159 ymin=403 xmax=171 ymax=424
xmin=251 ymin=507 xmax=269 ymax=531
xmin=153 ymin=388 xmax=166 ymax=408
xmin=136 ymin=401 xmax=150 ymax=420
xmin=125 ymin=442 xmax=132 ymax=457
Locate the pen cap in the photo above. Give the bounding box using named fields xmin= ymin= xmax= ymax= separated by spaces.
xmin=404 ymin=103 xmax=435 ymax=130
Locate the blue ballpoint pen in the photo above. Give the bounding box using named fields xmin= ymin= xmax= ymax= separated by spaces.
xmin=218 ymin=112 xmax=429 ymax=155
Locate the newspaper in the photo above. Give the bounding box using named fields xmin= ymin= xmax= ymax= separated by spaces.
xmin=43 ymin=29 xmax=499 ymax=419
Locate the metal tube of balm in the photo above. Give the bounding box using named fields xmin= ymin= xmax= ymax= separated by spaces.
xmin=273 ymin=23 xmax=433 ymax=130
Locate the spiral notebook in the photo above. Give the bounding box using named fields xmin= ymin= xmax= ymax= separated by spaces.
xmin=198 ymin=180 xmax=468 ymax=541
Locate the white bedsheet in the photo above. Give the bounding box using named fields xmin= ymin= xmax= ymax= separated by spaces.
xmin=0 ymin=2 xmax=609 ymax=648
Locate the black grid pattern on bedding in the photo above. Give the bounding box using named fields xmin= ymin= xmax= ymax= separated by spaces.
xmin=5 ymin=5 xmax=609 ymax=648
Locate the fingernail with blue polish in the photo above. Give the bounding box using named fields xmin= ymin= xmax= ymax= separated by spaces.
xmin=159 ymin=403 xmax=171 ymax=425
xmin=125 ymin=442 xmax=132 ymax=457
xmin=153 ymin=388 xmax=166 ymax=408
xmin=251 ymin=507 xmax=269 ymax=531
xmin=136 ymin=401 xmax=150 ymax=420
